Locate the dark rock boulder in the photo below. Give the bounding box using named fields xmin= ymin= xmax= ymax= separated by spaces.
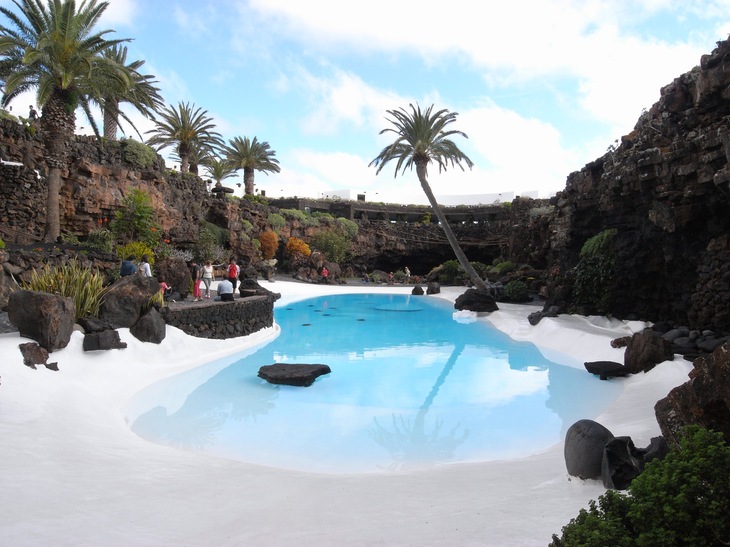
xmin=528 ymin=305 xmax=559 ymax=326
xmin=130 ymin=307 xmax=166 ymax=344
xmin=454 ymin=288 xmax=499 ymax=313
xmin=258 ymin=363 xmax=331 ymax=387
xmin=655 ymin=341 xmax=730 ymax=445
xmin=426 ymin=281 xmax=440 ymax=295
xmin=624 ymin=331 xmax=674 ymax=373
xmin=155 ymin=257 xmax=191 ymax=300
xmin=564 ymin=419 xmax=615 ymax=479
xmin=98 ymin=275 xmax=159 ymax=329
xmin=82 ymin=330 xmax=128 ymax=351
xmin=600 ymin=436 xmax=643 ymax=490
xmin=19 ymin=341 xmax=58 ymax=370
xmin=8 ymin=290 xmax=75 ymax=351
xmin=78 ymin=316 xmax=115 ymax=333
xmin=411 ymin=285 xmax=425 ymax=296
xmin=584 ymin=360 xmax=629 ymax=380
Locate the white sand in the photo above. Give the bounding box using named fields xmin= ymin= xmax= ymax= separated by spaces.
xmin=0 ymin=281 xmax=693 ymax=546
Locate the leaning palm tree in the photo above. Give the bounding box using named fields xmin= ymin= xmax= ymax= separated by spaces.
xmin=370 ymin=103 xmax=487 ymax=291
xmin=145 ymin=101 xmax=223 ymax=173
xmin=224 ymin=136 xmax=280 ymax=195
xmin=95 ymin=44 xmax=164 ymax=140
xmin=0 ymin=0 xmax=129 ymax=241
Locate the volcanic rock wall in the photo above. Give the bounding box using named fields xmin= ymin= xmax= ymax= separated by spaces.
xmin=549 ymin=39 xmax=730 ymax=331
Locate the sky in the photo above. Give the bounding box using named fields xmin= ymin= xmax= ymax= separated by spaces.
xmin=3 ymin=0 xmax=730 ymax=204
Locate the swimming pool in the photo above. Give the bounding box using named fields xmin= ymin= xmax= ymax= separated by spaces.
xmin=126 ymin=293 xmax=622 ymax=473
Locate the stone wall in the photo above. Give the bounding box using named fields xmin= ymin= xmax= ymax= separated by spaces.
xmin=159 ymin=295 xmax=277 ymax=339
xmin=0 ymin=118 xmax=210 ymax=245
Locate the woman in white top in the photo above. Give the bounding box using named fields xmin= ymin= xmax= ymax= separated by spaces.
xmin=202 ymin=260 xmax=214 ymax=299
xmin=139 ymin=255 xmax=152 ymax=277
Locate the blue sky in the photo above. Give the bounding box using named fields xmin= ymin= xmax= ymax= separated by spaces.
xmin=4 ymin=0 xmax=730 ymax=204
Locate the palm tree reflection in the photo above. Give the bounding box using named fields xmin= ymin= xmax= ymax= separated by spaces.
xmin=369 ymin=343 xmax=469 ymax=470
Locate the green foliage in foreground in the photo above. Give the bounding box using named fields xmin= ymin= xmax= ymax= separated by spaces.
xmin=23 ymin=261 xmax=108 ymax=321
xmin=550 ymin=426 xmax=730 ymax=547
xmin=0 ymin=236 xmax=5 ymax=249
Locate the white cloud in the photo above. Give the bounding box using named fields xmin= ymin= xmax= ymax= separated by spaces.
xmin=101 ymin=0 xmax=138 ymax=27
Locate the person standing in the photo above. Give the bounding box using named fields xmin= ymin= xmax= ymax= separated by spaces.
xmin=28 ymin=105 xmax=38 ymax=121
xmin=227 ymin=257 xmax=239 ymax=295
xmin=191 ymin=260 xmax=203 ymax=302
xmin=138 ymin=254 xmax=152 ymax=277
xmin=202 ymin=260 xmax=214 ymax=299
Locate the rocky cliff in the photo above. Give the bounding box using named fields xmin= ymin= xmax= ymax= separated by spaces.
xmin=547 ymin=38 xmax=730 ymax=332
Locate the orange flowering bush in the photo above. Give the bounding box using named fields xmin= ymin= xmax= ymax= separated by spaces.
xmin=258 ymin=230 xmax=279 ymax=259
xmin=285 ymin=237 xmax=311 ymax=258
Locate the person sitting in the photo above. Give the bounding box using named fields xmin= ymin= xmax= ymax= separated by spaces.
xmin=216 ymin=277 xmax=234 ymax=302
xmin=120 ymin=255 xmax=137 ymax=277
xmin=158 ymin=275 xmax=173 ymax=300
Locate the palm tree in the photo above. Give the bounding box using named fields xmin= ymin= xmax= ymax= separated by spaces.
xmin=370 ymin=103 xmax=487 ymax=291
xmin=224 ymin=136 xmax=280 ymax=195
xmin=145 ymin=101 xmax=223 ymax=173
xmin=0 ymin=0 xmax=130 ymax=241
xmin=203 ymin=156 xmax=236 ymax=188
xmin=96 ymin=44 xmax=163 ymax=140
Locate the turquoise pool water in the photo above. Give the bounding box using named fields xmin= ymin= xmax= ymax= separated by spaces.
xmin=126 ymin=293 xmax=621 ymax=473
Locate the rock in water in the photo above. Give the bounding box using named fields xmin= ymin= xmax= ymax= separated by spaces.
xmin=258 ymin=363 xmax=331 ymax=387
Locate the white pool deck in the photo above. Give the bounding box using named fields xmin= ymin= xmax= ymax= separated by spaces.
xmin=0 ymin=280 xmax=693 ymax=546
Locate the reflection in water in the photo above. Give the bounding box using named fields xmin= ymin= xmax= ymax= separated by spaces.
xmin=369 ymin=344 xmax=469 ymax=470
xmin=126 ymin=294 xmax=622 ymax=473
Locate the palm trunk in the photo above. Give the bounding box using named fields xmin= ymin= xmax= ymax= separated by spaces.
xmin=416 ymin=161 xmax=487 ymax=291
xmin=244 ymin=167 xmax=255 ymax=195
xmin=103 ymin=101 xmax=119 ymax=140
xmin=41 ymin=90 xmax=76 ymax=242
xmin=180 ymin=155 xmax=189 ymax=173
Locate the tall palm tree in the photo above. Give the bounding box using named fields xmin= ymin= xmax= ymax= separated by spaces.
xmin=224 ymin=136 xmax=280 ymax=195
xmin=0 ymin=0 xmax=129 ymax=241
xmin=145 ymin=101 xmax=223 ymax=173
xmin=96 ymin=44 xmax=163 ymax=140
xmin=370 ymin=103 xmax=487 ymax=291
xmin=172 ymin=141 xmax=210 ymax=176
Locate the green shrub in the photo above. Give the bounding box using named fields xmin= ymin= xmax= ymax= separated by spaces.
xmin=267 ymin=213 xmax=286 ymax=231
xmin=280 ymin=208 xmax=307 ymax=221
xmin=117 ymin=241 xmax=155 ymax=267
xmin=302 ymin=216 xmax=321 ymax=228
xmin=23 ymin=260 xmax=108 ymax=321
xmin=504 ymin=280 xmax=529 ymax=302
xmin=551 ymin=426 xmax=730 ymax=547
xmin=110 ymin=188 xmax=162 ymax=246
xmin=204 ymin=221 xmax=229 ymax=246
xmin=572 ymin=229 xmax=618 ymax=313
xmin=84 ymin=229 xmax=114 ymax=253
xmin=438 ymin=260 xmax=489 ymax=285
xmin=193 ymin=227 xmax=219 ymax=262
xmin=0 ymin=237 xmax=6 ymax=249
xmin=241 ymin=219 xmax=254 ymax=233
xmin=312 ymin=211 xmax=333 ymax=219
xmin=243 ymin=194 xmax=268 ymax=205
xmin=121 ymin=138 xmax=157 ymax=169
xmin=493 ymin=260 xmax=515 ymax=274
xmin=60 ymin=233 xmax=80 ymax=245
xmin=336 ymin=217 xmax=359 ymax=239
xmin=310 ymin=229 xmax=350 ymax=263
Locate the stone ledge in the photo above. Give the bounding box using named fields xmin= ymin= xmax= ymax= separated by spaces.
xmin=159 ymin=295 xmax=276 ymax=339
